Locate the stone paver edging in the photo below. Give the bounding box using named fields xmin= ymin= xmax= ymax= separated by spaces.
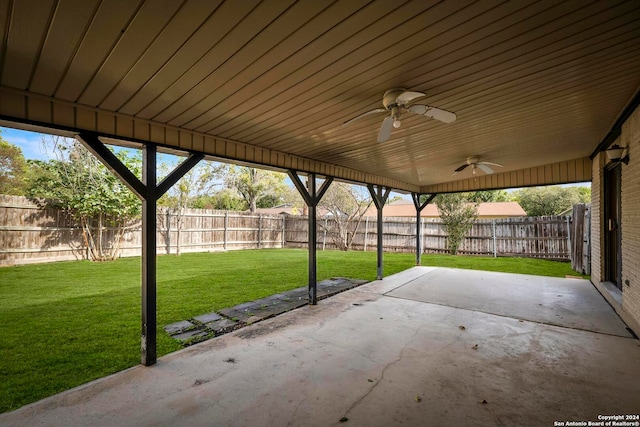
xmin=164 ymin=277 xmax=368 ymax=346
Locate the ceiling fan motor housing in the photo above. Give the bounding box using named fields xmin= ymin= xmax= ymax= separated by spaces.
xmin=466 ymin=156 xmax=480 ymax=165
xmin=382 ymin=88 xmax=407 ymax=109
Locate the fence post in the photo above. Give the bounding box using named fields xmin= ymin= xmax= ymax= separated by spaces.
xmin=258 ymin=214 xmax=262 ymax=249
xmin=166 ymin=210 xmax=171 ymax=255
xmin=281 ymin=215 xmax=286 ymax=248
xmin=492 ymin=219 xmax=497 ymax=258
xmin=364 ymin=217 xmax=369 ymax=251
xmin=419 ymin=219 xmax=423 ymax=255
xmin=566 ymin=216 xmax=571 ymax=262
xmin=322 ymin=217 xmax=327 ymax=251
xmin=224 ymin=211 xmax=228 ymax=251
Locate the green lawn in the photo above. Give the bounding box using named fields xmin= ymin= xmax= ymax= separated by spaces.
xmin=0 ymin=249 xmax=583 ymax=413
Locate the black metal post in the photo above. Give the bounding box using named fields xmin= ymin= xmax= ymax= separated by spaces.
xmin=412 ymin=193 xmax=437 ymax=266
xmin=308 ymin=177 xmax=317 ymax=303
xmin=141 ymin=144 xmax=157 ymax=365
xmin=377 ymin=206 xmax=383 ymax=279
xmin=288 ymin=171 xmax=333 ymax=305
xmin=77 ymin=133 xmax=203 ymax=366
xmin=367 ymin=185 xmax=391 ymax=280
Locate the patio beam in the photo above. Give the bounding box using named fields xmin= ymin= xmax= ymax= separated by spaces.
xmin=288 ymin=171 xmax=333 ymax=304
xmin=156 ymin=153 xmax=205 ymax=196
xmin=77 ymin=134 xmax=202 ymax=366
xmin=412 ymin=193 xmax=437 ymax=266
xmin=78 ymin=132 xmax=145 ymax=198
xmin=368 ymin=184 xmax=391 ymax=280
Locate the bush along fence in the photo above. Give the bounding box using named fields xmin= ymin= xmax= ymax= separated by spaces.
xmin=1 ymin=195 xmax=574 ymax=266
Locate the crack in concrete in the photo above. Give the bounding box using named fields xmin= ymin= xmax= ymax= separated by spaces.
xmin=336 ymin=326 xmax=423 ymax=425
xmin=380 ymin=269 xmax=435 ymax=296
xmin=287 ymin=383 xmax=317 ymax=427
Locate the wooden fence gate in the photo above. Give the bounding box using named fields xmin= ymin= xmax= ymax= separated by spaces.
xmin=570 ymin=204 xmax=591 ymax=275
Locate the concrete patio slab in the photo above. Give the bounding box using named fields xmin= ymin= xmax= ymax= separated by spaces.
xmin=386 ymin=268 xmax=632 ymax=337
xmin=2 ymin=268 xmax=639 ymax=427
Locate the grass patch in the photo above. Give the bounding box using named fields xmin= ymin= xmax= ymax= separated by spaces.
xmin=0 ymin=249 xmax=582 ymax=413
xmin=418 ymin=254 xmax=587 ymax=278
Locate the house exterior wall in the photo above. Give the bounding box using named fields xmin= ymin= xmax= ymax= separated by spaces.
xmin=620 ymin=105 xmax=640 ymax=330
xmin=591 ymin=152 xmax=603 ymax=284
xmin=592 ymin=104 xmax=640 ymax=335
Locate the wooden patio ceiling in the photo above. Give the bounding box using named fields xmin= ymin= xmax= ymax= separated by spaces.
xmin=1 ymin=0 xmax=640 ymax=193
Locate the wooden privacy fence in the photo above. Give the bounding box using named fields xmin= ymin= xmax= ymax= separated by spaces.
xmin=570 ymin=203 xmax=591 ymax=275
xmin=0 ymin=195 xmax=284 ymax=265
xmin=1 ymin=195 xmax=578 ymax=265
xmin=286 ymin=215 xmax=572 ymax=260
xmin=150 ymin=209 xmax=285 ymax=256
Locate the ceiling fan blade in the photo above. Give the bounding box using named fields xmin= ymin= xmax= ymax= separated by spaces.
xmin=477 ymin=163 xmax=494 ymax=174
xmin=377 ymin=116 xmax=394 ymax=142
xmin=454 ymin=164 xmax=469 ymax=172
xmin=342 ymin=108 xmax=387 ymax=126
xmin=479 ymin=161 xmax=504 ymax=168
xmin=396 ymin=91 xmax=425 ymax=105
xmin=409 ymin=104 xmax=457 ymax=123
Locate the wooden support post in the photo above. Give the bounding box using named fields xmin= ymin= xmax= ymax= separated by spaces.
xmin=411 ymin=193 xmax=437 ymax=266
xmin=288 ymin=171 xmax=333 ymax=305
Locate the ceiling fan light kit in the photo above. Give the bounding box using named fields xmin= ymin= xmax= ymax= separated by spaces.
xmin=342 ymin=88 xmax=457 ymax=142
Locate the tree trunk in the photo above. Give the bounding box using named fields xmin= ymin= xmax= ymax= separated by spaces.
xmin=97 ymin=213 xmax=104 ymax=260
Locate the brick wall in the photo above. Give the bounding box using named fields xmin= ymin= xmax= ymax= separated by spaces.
xmin=621 ymin=105 xmax=640 ymax=329
xmin=590 ymin=152 xmax=602 ymax=284
xmin=592 ymin=104 xmax=640 ymax=334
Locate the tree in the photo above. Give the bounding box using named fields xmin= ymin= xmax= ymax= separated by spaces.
xmin=279 ymin=184 xmax=306 ymax=214
xmin=191 ymin=190 xmax=246 ymax=210
xmin=223 ymin=166 xmax=289 ymax=212
xmin=26 ymin=136 xmax=141 ymax=261
xmin=0 ymin=132 xmax=27 ymax=195
xmin=513 ymin=186 xmax=591 ymax=216
xmin=318 ymin=183 xmax=372 ymax=251
xmin=468 ymin=189 xmax=511 ymax=203
xmin=435 ymin=192 xmax=479 ymax=255
xmin=158 ymin=160 xmax=221 ymax=255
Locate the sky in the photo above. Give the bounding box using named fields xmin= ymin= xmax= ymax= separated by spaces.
xmin=1 ymin=126 xmax=52 ymax=160
xmin=1 ymin=126 xmax=589 ymax=193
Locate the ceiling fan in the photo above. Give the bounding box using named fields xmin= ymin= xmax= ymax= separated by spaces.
xmin=453 ymin=156 xmax=504 ymax=176
xmin=342 ymin=88 xmax=457 ymax=142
